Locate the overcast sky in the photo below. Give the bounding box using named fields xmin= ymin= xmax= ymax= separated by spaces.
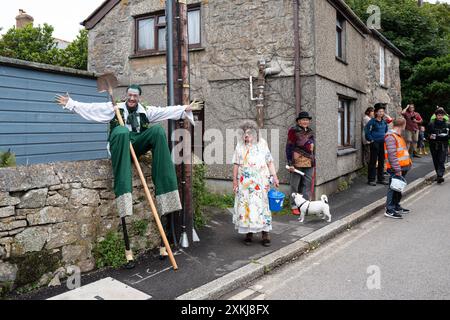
xmin=0 ymin=0 xmax=449 ymax=42
xmin=0 ymin=0 xmax=104 ymax=41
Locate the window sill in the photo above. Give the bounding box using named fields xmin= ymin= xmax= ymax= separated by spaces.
xmin=129 ymin=47 xmax=205 ymax=59
xmin=335 ymin=56 xmax=348 ymax=65
xmin=337 ymin=147 xmax=357 ymax=157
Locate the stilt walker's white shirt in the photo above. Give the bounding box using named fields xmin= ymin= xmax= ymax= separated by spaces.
xmin=63 ymin=98 xmax=195 ymax=129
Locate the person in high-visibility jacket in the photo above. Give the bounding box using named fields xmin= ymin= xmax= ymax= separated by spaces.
xmin=384 ymin=118 xmax=413 ymax=219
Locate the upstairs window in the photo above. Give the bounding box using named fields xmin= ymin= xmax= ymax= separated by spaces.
xmin=137 ymin=17 xmax=156 ymax=51
xmin=135 ymin=6 xmax=201 ymax=55
xmin=188 ymin=7 xmax=201 ymax=47
xmin=380 ymin=46 xmax=386 ymax=86
xmin=336 ymin=14 xmax=346 ymax=61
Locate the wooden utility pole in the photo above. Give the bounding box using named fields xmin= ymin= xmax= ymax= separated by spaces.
xmin=170 ymin=0 xmax=193 ymax=245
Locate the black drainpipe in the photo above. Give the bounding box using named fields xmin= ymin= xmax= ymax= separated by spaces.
xmin=293 ymin=0 xmax=301 ymax=114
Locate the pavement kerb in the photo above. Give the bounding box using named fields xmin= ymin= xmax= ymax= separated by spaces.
xmin=175 ymin=261 xmax=265 ymax=300
xmin=176 ymin=164 xmax=450 ymax=300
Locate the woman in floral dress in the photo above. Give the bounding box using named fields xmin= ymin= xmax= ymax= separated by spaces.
xmin=232 ymin=122 xmax=279 ymax=246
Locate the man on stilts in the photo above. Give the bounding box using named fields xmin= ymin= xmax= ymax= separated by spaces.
xmin=55 ymin=85 xmax=198 ymax=262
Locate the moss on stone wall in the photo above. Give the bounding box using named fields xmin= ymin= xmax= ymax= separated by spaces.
xmin=10 ymin=250 xmax=61 ymax=287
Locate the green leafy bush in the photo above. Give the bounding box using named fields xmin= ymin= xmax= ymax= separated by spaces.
xmin=0 ymin=149 xmax=16 ymax=168
xmin=131 ymin=220 xmax=148 ymax=237
xmin=201 ymin=192 xmax=235 ymax=209
xmin=346 ymin=0 xmax=450 ymax=121
xmin=93 ymin=231 xmax=126 ymax=269
xmin=192 ymin=163 xmax=208 ymax=229
xmin=192 ymin=163 xmax=235 ymax=228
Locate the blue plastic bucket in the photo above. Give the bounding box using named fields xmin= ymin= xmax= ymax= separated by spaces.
xmin=268 ymin=189 xmax=285 ymax=212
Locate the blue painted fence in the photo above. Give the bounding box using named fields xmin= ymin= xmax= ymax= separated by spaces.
xmin=0 ymin=58 xmax=109 ymax=165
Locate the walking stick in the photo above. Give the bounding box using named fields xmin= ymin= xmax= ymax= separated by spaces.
xmin=97 ymin=74 xmax=178 ymax=271
xmin=310 ymin=148 xmax=316 ymax=200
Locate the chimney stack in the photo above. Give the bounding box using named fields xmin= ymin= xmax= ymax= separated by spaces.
xmin=16 ymin=9 xmax=34 ymax=29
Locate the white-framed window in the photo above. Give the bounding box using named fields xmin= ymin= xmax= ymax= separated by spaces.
xmin=338 ymin=98 xmax=355 ymax=148
xmin=188 ymin=8 xmax=201 ymax=46
xmin=380 ymin=46 xmax=386 ymax=86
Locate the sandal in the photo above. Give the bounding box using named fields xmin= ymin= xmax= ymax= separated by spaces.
xmin=159 ymin=246 xmax=169 ymax=260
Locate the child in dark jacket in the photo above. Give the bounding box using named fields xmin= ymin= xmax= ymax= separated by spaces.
xmin=417 ymin=126 xmax=427 ymax=155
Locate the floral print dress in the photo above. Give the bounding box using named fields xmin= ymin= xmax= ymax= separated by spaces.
xmin=232 ymin=139 xmax=273 ymax=234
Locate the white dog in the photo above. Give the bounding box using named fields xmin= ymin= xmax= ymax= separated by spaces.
xmin=292 ymin=193 xmax=332 ymax=223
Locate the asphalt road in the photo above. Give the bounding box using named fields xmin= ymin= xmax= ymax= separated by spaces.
xmin=223 ymin=173 xmax=450 ymax=300
xmin=14 ymin=156 xmax=440 ymax=300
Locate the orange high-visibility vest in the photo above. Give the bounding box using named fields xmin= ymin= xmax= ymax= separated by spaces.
xmin=384 ymin=132 xmax=412 ymax=170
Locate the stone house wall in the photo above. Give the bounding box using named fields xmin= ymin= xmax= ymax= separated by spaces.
xmin=87 ymin=0 xmax=316 ymax=185
xmin=313 ymin=0 xmax=367 ymax=93
xmin=0 ymin=159 xmax=160 ymax=292
xmin=84 ymin=0 xmax=403 ymax=195
xmin=366 ymin=34 xmax=403 ymax=117
xmin=311 ymin=0 xmax=368 ymax=189
xmin=307 ymin=0 xmax=403 ymax=193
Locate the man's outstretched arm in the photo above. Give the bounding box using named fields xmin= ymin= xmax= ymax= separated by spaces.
xmin=55 ymin=93 xmax=115 ymax=123
xmin=145 ymin=100 xmax=203 ymax=124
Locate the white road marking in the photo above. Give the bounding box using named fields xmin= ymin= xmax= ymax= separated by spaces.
xmin=48 ymin=277 xmax=151 ymax=300
xmin=130 ymin=266 xmax=173 ymax=285
xmin=402 ymin=184 xmax=434 ymax=204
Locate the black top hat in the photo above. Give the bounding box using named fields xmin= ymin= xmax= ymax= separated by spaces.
xmin=374 ymin=103 xmax=386 ymax=112
xmin=296 ymin=111 xmax=312 ymax=121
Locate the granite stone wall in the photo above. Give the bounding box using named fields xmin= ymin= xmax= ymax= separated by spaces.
xmin=0 ymin=159 xmax=159 ymax=291
xmin=85 ymin=0 xmax=403 ymax=195
xmin=86 ymin=0 xmax=315 ymax=184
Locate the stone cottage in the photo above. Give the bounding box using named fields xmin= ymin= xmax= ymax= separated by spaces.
xmin=82 ymin=0 xmax=404 ymax=196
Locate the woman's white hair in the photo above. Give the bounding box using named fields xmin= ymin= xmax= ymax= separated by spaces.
xmin=238 ymin=120 xmax=259 ymax=143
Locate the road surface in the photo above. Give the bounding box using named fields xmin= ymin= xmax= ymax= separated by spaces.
xmin=223 ymin=174 xmax=450 ymax=300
